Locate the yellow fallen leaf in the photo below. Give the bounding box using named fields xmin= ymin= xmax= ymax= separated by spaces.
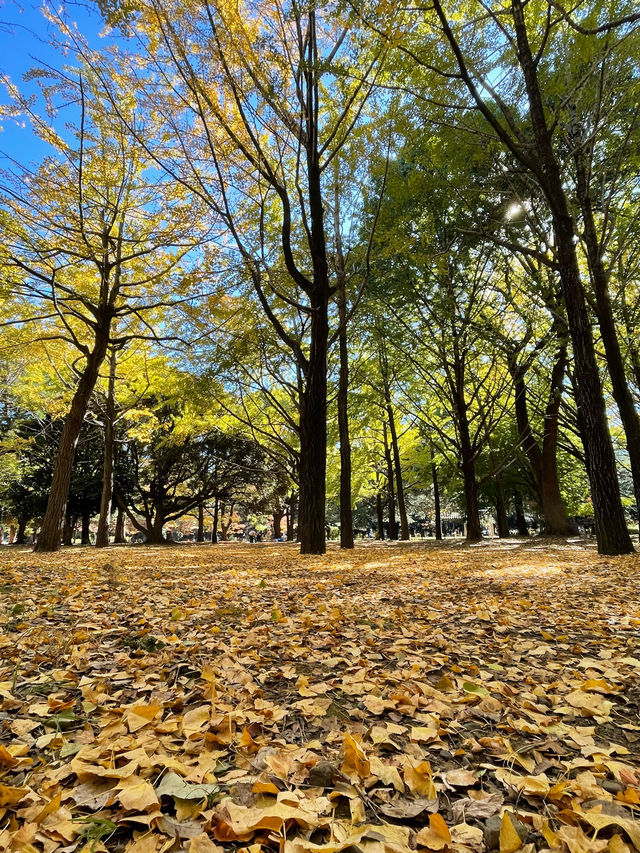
xmin=404 ymin=762 xmax=437 ymax=798
xmin=494 ymin=769 xmax=550 ymax=796
xmin=0 ymin=783 xmax=28 ymax=806
xmin=415 ymin=813 xmax=450 ymax=849
xmin=580 ymin=811 xmax=640 ymax=849
xmin=341 ymin=733 xmax=370 ymax=781
xmin=182 ymin=705 xmax=211 ymax=736
xmin=499 ymin=812 xmax=522 ymax=853
xmin=190 ymin=834 xmax=225 ymax=853
xmin=118 ymin=779 xmax=160 ymax=812
xmin=124 ymin=704 xmax=163 ymax=734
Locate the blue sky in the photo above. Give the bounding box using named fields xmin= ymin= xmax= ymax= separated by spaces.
xmin=0 ymin=0 xmax=105 ymax=165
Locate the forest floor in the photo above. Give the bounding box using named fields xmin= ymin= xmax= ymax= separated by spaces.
xmin=1 ymin=538 xmax=640 ymax=853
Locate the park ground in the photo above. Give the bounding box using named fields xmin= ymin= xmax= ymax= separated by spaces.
xmin=0 ymin=539 xmax=640 ymax=853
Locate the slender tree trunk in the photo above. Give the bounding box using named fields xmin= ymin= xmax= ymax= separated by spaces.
xmin=96 ymin=347 xmax=117 ymax=548
xmin=386 ymin=403 xmax=410 ymax=539
xmin=298 ymin=288 xmax=329 ymax=554
xmin=212 ymin=498 xmax=219 ymax=544
xmin=337 ymin=288 xmax=354 ymax=549
xmin=510 ymin=0 xmax=631 ymax=555
xmin=114 ymin=507 xmax=125 ymax=543
xmin=376 ymin=491 xmax=385 ymax=540
xmin=334 ymin=188 xmax=354 ymax=550
xmin=575 ymin=146 xmax=640 ymax=531
xmin=514 ymin=491 xmax=529 ymax=536
xmin=495 ymin=478 xmax=510 ymax=538
xmin=35 ymin=333 xmax=110 ymax=552
xmin=273 ymin=507 xmax=284 ymax=539
xmin=80 ymin=512 xmax=91 ymax=545
xmin=456 ymin=403 xmax=481 ymax=542
xmin=431 ymin=444 xmax=442 ymax=540
xmin=287 ymin=491 xmax=296 ymax=541
xmin=383 ymin=423 xmax=398 ymax=539
xmin=197 ymin=503 xmax=205 ymax=542
xmin=9 ymin=524 xmax=15 ymax=545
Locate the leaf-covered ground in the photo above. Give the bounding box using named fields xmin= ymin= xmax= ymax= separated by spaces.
xmin=1 ymin=539 xmax=640 ymax=853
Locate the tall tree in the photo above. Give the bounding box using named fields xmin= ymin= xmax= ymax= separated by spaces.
xmin=86 ymin=0 xmax=390 ymax=553
xmin=377 ymin=0 xmax=635 ymax=554
xmin=0 ymin=70 xmax=200 ymax=551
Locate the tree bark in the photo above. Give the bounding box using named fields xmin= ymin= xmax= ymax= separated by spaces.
xmin=337 ymin=282 xmax=354 ymax=549
xmin=35 ymin=333 xmax=110 ymax=552
xmin=62 ymin=511 xmax=73 ymax=547
xmin=574 ymin=143 xmax=640 ymax=532
xmin=376 ymin=491 xmax=385 ymax=539
xmin=273 ymin=506 xmax=284 ymax=539
xmin=334 ymin=186 xmax=354 ymax=550
xmin=287 ymin=491 xmax=297 ymax=541
xmin=212 ymin=497 xmax=219 ymax=544
xmin=495 ymin=477 xmax=510 ymax=538
xmin=96 ymin=346 xmax=117 ymax=548
xmin=509 ymin=0 xmax=632 ymax=555
xmin=146 ymin=516 xmax=166 ymax=544
xmin=197 ymin=502 xmax=205 ymax=542
xmin=431 ymin=443 xmax=442 ymax=540
xmin=513 ymin=491 xmax=529 ymax=536
xmin=383 ymin=422 xmax=398 ymax=539
xmin=81 ymin=511 xmax=91 ymax=545
xmin=14 ymin=518 xmax=27 ymax=545
xmin=456 ymin=402 xmax=481 ymax=542
xmin=510 ymin=352 xmax=577 ymax=535
xmin=298 ymin=288 xmax=329 ymax=554
xmin=114 ymin=507 xmax=126 ymax=543
xmin=386 ymin=402 xmax=410 ymax=540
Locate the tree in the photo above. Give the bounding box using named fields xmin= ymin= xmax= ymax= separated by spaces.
xmin=374 ymin=0 xmax=635 ymax=554
xmin=86 ymin=0 xmax=392 ymax=553
xmin=0 ymin=68 xmax=201 ymax=551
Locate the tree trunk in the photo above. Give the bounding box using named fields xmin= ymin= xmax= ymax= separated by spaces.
xmin=510 ymin=350 xmax=577 ymax=535
xmin=495 ymin=478 xmax=510 ymax=538
xmin=457 ymin=404 xmax=481 ymax=542
xmin=298 ymin=288 xmax=329 ymax=554
xmin=114 ymin=507 xmax=126 ymax=543
xmin=510 ymin=0 xmax=632 ymax=555
xmin=8 ymin=524 xmax=15 ymax=545
xmin=197 ymin=503 xmax=205 ymax=542
xmin=376 ymin=491 xmax=385 ymax=540
xmin=514 ymin=491 xmax=529 ymax=536
xmin=337 ymin=289 xmax=354 ymax=549
xmin=386 ymin=403 xmax=410 ymax=539
xmin=80 ymin=511 xmax=91 ymax=545
xmin=35 ymin=334 xmax=110 ymax=552
xmin=383 ymin=423 xmax=398 ymax=539
xmin=212 ymin=498 xmax=219 ymax=544
xmin=146 ymin=508 xmax=166 ymax=544
xmin=273 ymin=507 xmax=284 ymax=539
xmin=96 ymin=347 xmax=117 ymax=548
xmin=461 ymin=455 xmax=482 ymax=542
xmin=287 ymin=492 xmax=296 ymax=541
xmin=334 ymin=189 xmax=354 ymax=550
xmin=62 ymin=511 xmax=73 ymax=547
xmin=575 ymin=144 xmax=640 ymax=532
xmin=431 ymin=444 xmax=442 ymax=540
xmin=14 ymin=519 xmax=27 ymax=545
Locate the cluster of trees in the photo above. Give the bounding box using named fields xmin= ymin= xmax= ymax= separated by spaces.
xmin=0 ymin=0 xmax=639 ymax=555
